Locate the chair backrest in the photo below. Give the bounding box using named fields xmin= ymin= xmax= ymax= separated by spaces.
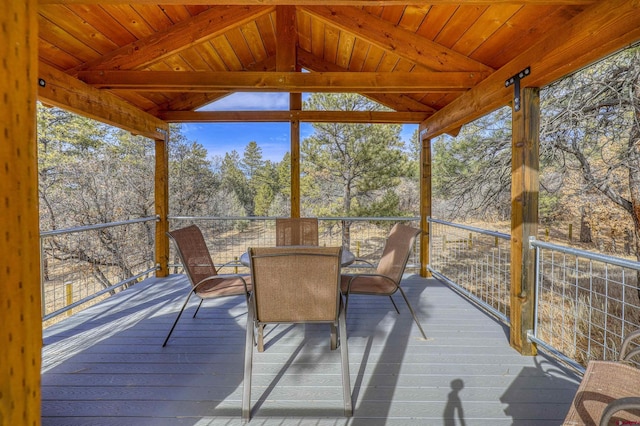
xmin=275 ymin=217 xmax=319 ymax=246
xmin=376 ymin=224 xmax=421 ymax=284
xmin=167 ymin=225 xmax=218 ymax=287
xmin=249 ymin=246 xmax=342 ymax=323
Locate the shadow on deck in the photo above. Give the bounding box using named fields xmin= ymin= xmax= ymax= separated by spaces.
xmin=42 ymin=274 xmax=580 ymax=425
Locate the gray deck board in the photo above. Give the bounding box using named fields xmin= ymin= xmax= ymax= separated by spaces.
xmin=42 ymin=274 xmax=581 ymax=425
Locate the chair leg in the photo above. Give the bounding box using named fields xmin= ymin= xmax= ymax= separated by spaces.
xmin=257 ymin=324 xmax=265 ymax=352
xmin=397 ymin=287 xmax=427 ymax=340
xmin=389 ymin=295 xmax=400 ymax=314
xmin=162 ymin=291 xmax=194 ymax=347
xmin=242 ymin=300 xmax=255 ymax=421
xmin=330 ymin=323 xmax=338 ymax=350
xmin=192 ymin=299 xmax=204 ymax=318
xmin=338 ymin=300 xmax=353 ymax=417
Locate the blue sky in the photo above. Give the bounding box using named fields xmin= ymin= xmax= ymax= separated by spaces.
xmin=181 ymin=93 xmax=417 ymax=162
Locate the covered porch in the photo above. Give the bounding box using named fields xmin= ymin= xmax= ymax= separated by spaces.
xmin=42 ymin=274 xmax=580 ymax=425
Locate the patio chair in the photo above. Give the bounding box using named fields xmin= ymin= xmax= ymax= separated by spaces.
xmin=242 ymin=246 xmax=351 ymax=420
xmin=341 ymin=223 xmax=427 ymax=339
xmin=276 ymin=217 xmax=319 ymax=246
xmin=162 ymin=224 xmax=251 ymax=347
xmin=563 ymin=329 xmax=640 ymax=425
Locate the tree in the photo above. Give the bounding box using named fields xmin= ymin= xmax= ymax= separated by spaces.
xmin=541 ymin=46 xmax=640 ymax=260
xmin=301 ymin=93 xmax=411 ymax=246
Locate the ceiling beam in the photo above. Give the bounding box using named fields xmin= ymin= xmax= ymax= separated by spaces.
xmin=159 ymin=110 xmax=430 ymax=123
xmin=78 ymin=70 xmax=489 ymax=92
xmin=72 ymin=5 xmax=274 ymax=74
xmin=420 ymin=0 xmax=640 ymax=139
xmin=276 ymin=5 xmax=297 ymax=72
xmin=38 ymin=62 xmax=168 ymax=139
xmin=301 ymin=6 xmax=494 ymax=73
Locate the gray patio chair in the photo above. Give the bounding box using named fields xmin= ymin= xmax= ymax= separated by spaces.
xmin=276 ymin=217 xmax=319 ymax=246
xmin=341 ymin=223 xmax=427 ymax=339
xmin=563 ymin=329 xmax=640 ymax=425
xmin=242 ymin=246 xmax=351 ymax=420
xmin=163 ymin=224 xmax=251 ymax=347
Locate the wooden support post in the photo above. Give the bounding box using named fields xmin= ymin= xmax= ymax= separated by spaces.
xmin=0 ymin=1 xmax=42 ymax=423
xmin=155 ymin=132 xmax=170 ymax=277
xmin=510 ymin=87 xmax=539 ymax=356
xmin=419 ymin=129 xmax=432 ymax=277
xmin=290 ymin=93 xmax=301 ymax=218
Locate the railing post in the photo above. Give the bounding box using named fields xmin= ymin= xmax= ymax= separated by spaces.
xmin=420 ymin=132 xmax=432 ymax=277
xmin=155 ymin=131 xmax=170 ymax=277
xmin=510 ymin=87 xmax=539 ymax=356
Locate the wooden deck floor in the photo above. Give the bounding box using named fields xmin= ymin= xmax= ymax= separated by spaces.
xmin=42 ymin=274 xmax=581 ymax=425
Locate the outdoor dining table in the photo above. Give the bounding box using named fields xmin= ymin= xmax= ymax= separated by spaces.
xmin=239 ymin=246 xmax=356 ymax=268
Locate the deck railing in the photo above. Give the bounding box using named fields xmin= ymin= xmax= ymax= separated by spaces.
xmin=427 ymin=217 xmax=640 ymax=372
xmin=168 ymin=216 xmax=421 ymax=272
xmin=427 ymin=217 xmax=511 ymax=324
xmin=40 ymin=217 xmax=159 ymax=322
xmin=40 ymin=216 xmax=420 ymax=323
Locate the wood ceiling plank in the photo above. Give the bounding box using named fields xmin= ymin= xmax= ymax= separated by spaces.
xmin=451 ymin=4 xmax=522 ymax=57
xmin=64 ymin=4 xmax=137 ymax=47
xmin=297 ymin=11 xmax=312 ymax=52
xmin=38 ymin=14 xmax=103 ymax=64
xmin=78 ymin=70 xmax=487 ymax=92
xmin=336 ymin=32 xmax=356 ymax=69
xmin=157 ymin=4 xmax=193 ymax=22
xmin=256 ymin=11 xmax=277 ymax=57
xmin=310 ymin=18 xmax=325 ymax=59
xmin=302 ymin=6 xmax=493 ymax=72
xmin=75 ymin=6 xmax=273 ymax=72
xmin=179 ymin=48 xmax=213 ymax=71
xmin=397 ymin=6 xmax=428 ymax=32
xmin=196 ymin=42 xmax=230 ymax=71
xmin=39 ymin=5 xmax=120 ymax=55
xmin=421 ymin=0 xmax=640 ymax=139
xmin=130 ymin=4 xmax=174 ymax=31
xmin=38 ymin=62 xmax=167 ymax=139
xmin=360 ymin=44 xmax=384 ymax=72
xmin=210 ymin=35 xmax=244 ymax=70
xmin=101 ymin=4 xmax=156 ymax=39
xmin=224 ymin=27 xmax=258 ymax=68
xmin=276 ymin=6 xmax=297 ymax=72
xmin=348 ymin=38 xmax=370 ymax=71
xmin=38 ymin=39 xmax=83 ymax=70
xmin=416 ymin=5 xmax=458 ymax=41
xmin=434 ymin=5 xmax=488 ymax=49
xmin=323 ymin=24 xmax=340 ymax=63
xmin=241 ymin=21 xmax=269 ymax=65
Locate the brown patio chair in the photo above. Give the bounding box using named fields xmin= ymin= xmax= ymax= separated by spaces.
xmin=242 ymin=246 xmax=351 ymax=420
xmin=162 ymin=224 xmax=251 ymax=347
xmin=341 ymin=223 xmax=427 ymax=339
xmin=276 ymin=217 xmax=319 ymax=246
xmin=563 ymin=329 xmax=640 ymax=426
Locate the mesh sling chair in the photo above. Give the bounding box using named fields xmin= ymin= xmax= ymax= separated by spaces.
xmin=563 ymin=329 xmax=640 ymax=425
xmin=163 ymin=224 xmax=251 ymax=347
xmin=242 ymin=246 xmax=352 ymax=420
xmin=275 ymin=217 xmax=319 ymax=246
xmin=341 ymin=223 xmax=427 ymax=339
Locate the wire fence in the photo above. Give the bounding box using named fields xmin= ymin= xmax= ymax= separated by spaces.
xmin=168 ymin=216 xmax=422 ymax=274
xmin=531 ymin=239 xmax=640 ymax=371
xmin=427 ymin=217 xmax=511 ymax=323
xmin=40 ymin=217 xmax=158 ymax=324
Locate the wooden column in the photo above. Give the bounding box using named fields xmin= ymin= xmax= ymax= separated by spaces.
xmin=510 ymin=87 xmax=539 ymax=356
xmin=419 ymin=128 xmax=432 ymax=277
xmin=0 ymin=0 xmax=41 ymax=424
xmin=290 ymin=93 xmax=301 ymax=218
xmin=155 ymin=131 xmax=170 ymax=277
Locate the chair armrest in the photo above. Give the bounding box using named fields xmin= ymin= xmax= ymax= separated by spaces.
xmin=193 ymin=274 xmax=250 ymax=294
xmin=599 ymin=397 xmax=640 ymax=426
xmin=352 ymin=258 xmax=375 ymax=267
xmin=619 ymin=330 xmax=640 ymax=362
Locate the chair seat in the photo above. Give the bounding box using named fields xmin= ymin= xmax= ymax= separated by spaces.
xmin=341 ymin=274 xmax=396 ymax=295
xmin=196 ymin=275 xmax=252 ymax=298
xmin=563 ymin=360 xmax=640 ymax=425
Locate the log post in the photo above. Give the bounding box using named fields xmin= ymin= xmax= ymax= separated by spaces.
xmin=419 ymin=128 xmax=432 ymax=277
xmin=0 ymin=1 xmax=42 ymax=423
xmin=510 ymin=87 xmax=539 ymax=356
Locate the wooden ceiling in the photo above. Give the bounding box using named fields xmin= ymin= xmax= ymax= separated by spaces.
xmin=36 ymin=1 xmax=640 ymax=140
